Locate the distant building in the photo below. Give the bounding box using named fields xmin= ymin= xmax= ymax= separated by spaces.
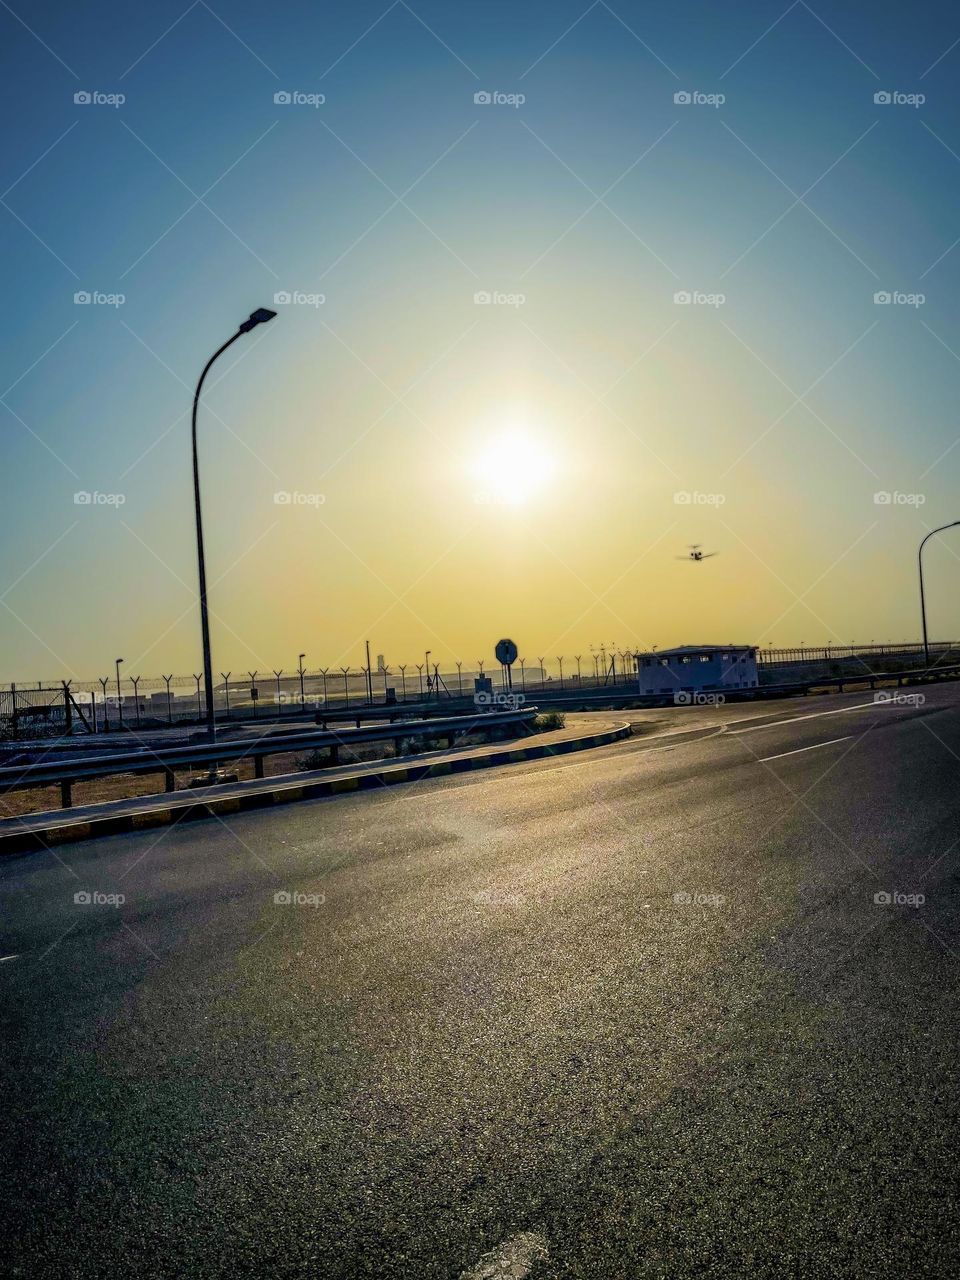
xmin=634 ymin=645 xmax=759 ymax=696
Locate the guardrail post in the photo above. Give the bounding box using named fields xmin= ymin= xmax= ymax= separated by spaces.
xmin=164 ymin=768 xmax=176 ymax=793
xmin=60 ymin=779 xmax=72 ymax=809
xmin=254 ymin=756 xmax=264 ymax=779
xmin=329 ymin=744 xmax=339 ymax=765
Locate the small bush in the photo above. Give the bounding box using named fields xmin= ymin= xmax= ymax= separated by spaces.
xmin=534 ymin=711 xmax=565 ymax=732
xmin=296 ymin=750 xmax=330 ymax=771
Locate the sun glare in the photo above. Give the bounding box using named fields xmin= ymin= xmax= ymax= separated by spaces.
xmin=470 ymin=425 xmax=557 ymax=508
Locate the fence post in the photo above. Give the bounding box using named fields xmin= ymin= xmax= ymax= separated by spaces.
xmin=62 ymin=681 xmax=72 ymax=734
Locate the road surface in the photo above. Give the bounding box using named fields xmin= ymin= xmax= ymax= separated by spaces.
xmin=2 ymin=686 xmax=959 ymax=1277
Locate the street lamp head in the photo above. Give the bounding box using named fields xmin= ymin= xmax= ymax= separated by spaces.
xmin=238 ymin=307 xmax=277 ymax=334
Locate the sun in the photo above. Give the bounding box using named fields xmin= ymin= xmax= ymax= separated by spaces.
xmin=470 ymin=424 xmax=557 ymax=507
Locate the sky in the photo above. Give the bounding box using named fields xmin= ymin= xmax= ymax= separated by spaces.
xmin=3 ymin=0 xmax=960 ymax=682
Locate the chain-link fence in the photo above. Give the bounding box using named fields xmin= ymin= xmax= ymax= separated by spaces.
xmin=1 ymin=657 xmax=641 ymax=737
xmin=756 ymin=641 xmax=959 ymax=666
xmin=0 ymin=685 xmax=81 ymax=740
xmin=4 ymin=641 xmax=955 ymax=738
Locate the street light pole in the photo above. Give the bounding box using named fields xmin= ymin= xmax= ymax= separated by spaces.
xmin=115 ymin=658 xmax=124 ymax=728
xmin=919 ymin=521 xmax=960 ymax=666
xmin=192 ymin=308 xmax=276 ymax=738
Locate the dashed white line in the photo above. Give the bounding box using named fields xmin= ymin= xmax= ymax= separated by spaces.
xmin=460 ymin=1230 xmax=548 ymax=1279
xmin=726 ymin=700 xmax=888 ymax=735
xmin=759 ymin=735 xmax=853 ymax=762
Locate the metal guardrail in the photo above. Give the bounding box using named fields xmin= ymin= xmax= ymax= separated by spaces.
xmin=0 ymin=708 xmax=539 ymax=810
xmin=312 ymin=701 xmax=470 ymax=728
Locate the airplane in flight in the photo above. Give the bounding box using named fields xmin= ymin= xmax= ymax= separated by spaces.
xmin=676 ymin=544 xmax=718 ymax=562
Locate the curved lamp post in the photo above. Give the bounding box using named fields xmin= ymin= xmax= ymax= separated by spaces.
xmin=919 ymin=521 xmax=960 ymax=666
xmin=192 ymin=308 xmax=276 ymax=737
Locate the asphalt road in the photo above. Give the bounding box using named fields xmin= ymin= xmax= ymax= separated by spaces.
xmin=2 ymin=686 xmax=959 ymax=1278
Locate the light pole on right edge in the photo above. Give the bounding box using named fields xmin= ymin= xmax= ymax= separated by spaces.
xmin=919 ymin=521 xmax=960 ymax=666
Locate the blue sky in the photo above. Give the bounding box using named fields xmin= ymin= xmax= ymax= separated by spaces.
xmin=4 ymin=0 xmax=960 ymax=681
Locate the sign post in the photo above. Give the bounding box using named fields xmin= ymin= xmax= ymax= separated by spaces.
xmin=495 ymin=638 xmax=518 ymax=690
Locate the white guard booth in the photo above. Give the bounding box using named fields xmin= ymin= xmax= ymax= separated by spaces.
xmin=635 ymin=645 xmax=759 ymax=696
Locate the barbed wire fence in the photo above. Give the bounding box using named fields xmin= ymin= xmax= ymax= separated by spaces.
xmin=2 ymin=640 xmax=957 ymax=739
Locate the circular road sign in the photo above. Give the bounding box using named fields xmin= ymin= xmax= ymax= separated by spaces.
xmin=495 ymin=638 xmax=518 ymax=666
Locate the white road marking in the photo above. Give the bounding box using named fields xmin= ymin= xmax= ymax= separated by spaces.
xmin=759 ymin=735 xmax=853 ymax=762
xmin=363 ymin=691 xmax=947 ymax=806
xmin=459 ymin=1231 xmax=548 ymax=1280
xmin=726 ymin=700 xmax=890 ymax=735
xmin=0 ymin=955 xmax=20 ymax=963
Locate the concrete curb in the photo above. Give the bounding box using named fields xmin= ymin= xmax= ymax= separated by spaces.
xmin=0 ymin=722 xmax=632 ymax=855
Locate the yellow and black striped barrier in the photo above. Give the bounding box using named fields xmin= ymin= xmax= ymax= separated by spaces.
xmin=0 ymin=722 xmax=631 ymax=855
